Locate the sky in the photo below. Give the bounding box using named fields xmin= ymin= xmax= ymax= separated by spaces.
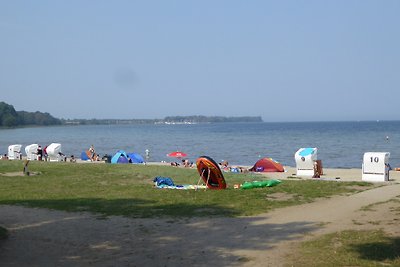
xmin=1 ymin=1 xmax=399 ymax=122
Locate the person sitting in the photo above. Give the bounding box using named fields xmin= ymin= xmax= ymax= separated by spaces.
xmin=219 ymin=161 xmax=230 ymax=171
xmin=89 ymin=145 xmax=96 ymax=161
xmin=58 ymin=152 xmax=67 ymax=162
xmin=70 ymin=155 xmax=76 ymax=163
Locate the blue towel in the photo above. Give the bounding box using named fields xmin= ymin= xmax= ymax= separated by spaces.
xmin=153 ymin=176 xmax=175 ymax=186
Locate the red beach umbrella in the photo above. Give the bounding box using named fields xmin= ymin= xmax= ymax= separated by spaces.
xmin=167 ymin=151 xmax=188 ymax=158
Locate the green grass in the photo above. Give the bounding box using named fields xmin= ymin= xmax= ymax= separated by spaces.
xmin=0 ymin=160 xmax=374 ymax=218
xmin=287 ymin=230 xmax=400 ymax=266
xmin=361 ymin=197 xmax=400 ymax=212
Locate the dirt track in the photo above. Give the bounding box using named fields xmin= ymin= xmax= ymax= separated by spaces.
xmin=1 ymin=180 xmax=400 ymax=267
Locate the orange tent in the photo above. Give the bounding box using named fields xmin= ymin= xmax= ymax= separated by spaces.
xmin=249 ymin=157 xmax=284 ymax=172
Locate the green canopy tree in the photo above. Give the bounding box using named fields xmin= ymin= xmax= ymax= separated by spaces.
xmin=0 ymin=101 xmax=61 ymax=127
xmin=0 ymin=102 xmax=18 ymax=127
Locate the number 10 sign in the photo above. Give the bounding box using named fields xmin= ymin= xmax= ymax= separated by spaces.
xmin=362 ymin=152 xmax=390 ymax=182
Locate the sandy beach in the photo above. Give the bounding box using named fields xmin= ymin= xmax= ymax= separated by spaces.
xmin=263 ymin=165 xmax=400 ymax=182
xmin=1 ymin=166 xmax=400 ymax=266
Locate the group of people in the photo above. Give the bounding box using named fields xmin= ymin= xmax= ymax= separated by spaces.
xmin=37 ymin=145 xmax=67 ymax=162
xmin=219 ymin=160 xmax=248 ymax=173
xmin=88 ymin=145 xmax=102 ymax=161
xmin=89 ymin=145 xmax=96 ymax=161
xmin=65 ymin=145 xmax=99 ymax=163
xmin=170 ymin=159 xmax=194 ymax=167
xmin=170 ymin=159 xmax=248 ymax=172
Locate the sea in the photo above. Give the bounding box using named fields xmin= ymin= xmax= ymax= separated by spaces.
xmin=1 ymin=121 xmax=399 ymax=168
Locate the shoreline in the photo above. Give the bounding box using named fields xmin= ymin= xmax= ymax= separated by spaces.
xmin=262 ymin=166 xmax=400 ymax=183
xmin=2 ymin=121 xmax=399 ymax=169
xmin=137 ymin=161 xmax=400 ymax=183
xmin=9 ymin=156 xmax=399 ymax=183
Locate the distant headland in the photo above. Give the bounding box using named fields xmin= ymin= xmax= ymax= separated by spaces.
xmin=0 ymin=102 xmax=263 ymax=127
xmin=0 ymin=102 xmax=62 ymax=127
xmin=62 ymin=115 xmax=263 ymax=125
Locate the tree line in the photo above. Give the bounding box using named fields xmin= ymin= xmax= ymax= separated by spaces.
xmin=0 ymin=102 xmax=61 ymax=127
xmin=0 ymin=101 xmax=263 ymax=127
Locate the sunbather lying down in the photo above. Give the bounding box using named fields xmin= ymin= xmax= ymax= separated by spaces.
xmin=182 ymin=159 xmax=193 ymax=167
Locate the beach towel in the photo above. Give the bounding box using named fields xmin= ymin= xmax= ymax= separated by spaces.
xmin=153 ymin=176 xmax=207 ymax=190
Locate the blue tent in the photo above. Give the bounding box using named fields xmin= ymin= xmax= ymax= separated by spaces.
xmin=127 ymin=153 xmax=144 ymax=164
xmin=111 ymin=150 xmax=130 ymax=164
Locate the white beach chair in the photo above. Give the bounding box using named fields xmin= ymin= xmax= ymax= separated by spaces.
xmin=25 ymin=144 xmax=39 ymax=160
xmin=8 ymin=144 xmax=22 ymax=160
xmin=46 ymin=143 xmax=63 ymax=162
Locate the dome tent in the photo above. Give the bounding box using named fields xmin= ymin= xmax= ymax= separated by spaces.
xmin=111 ymin=150 xmax=145 ymax=164
xmin=111 ymin=150 xmax=130 ymax=164
xmin=127 ymin=153 xmax=144 ymax=164
xmin=249 ymin=157 xmax=284 ymax=172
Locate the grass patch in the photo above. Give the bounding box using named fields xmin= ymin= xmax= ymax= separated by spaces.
xmin=361 ymin=197 xmax=400 ymax=212
xmin=287 ymin=230 xmax=400 ymax=266
xmin=0 ymin=160 xmax=374 ymax=218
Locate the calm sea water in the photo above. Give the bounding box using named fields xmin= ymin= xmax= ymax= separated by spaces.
xmin=1 ymin=121 xmax=399 ymax=168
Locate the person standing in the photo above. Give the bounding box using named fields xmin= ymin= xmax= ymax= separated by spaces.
xmin=43 ymin=145 xmax=48 ymax=161
xmin=37 ymin=145 xmax=43 ymax=161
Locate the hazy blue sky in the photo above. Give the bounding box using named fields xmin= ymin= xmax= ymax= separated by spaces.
xmin=1 ymin=1 xmax=399 ymax=122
